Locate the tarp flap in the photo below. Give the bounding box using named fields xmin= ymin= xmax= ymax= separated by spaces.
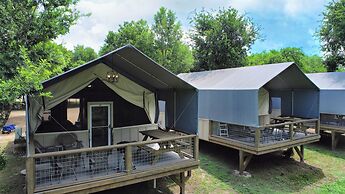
xmin=258 ymin=88 xmax=269 ymax=115
xmin=30 ymin=63 xmax=156 ymax=133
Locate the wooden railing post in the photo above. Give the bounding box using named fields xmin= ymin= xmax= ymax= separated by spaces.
xmin=316 ymin=119 xmax=320 ymax=135
xmin=193 ymin=136 xmax=199 ymax=160
xmin=125 ymin=145 xmax=132 ymax=174
xmin=26 ymin=157 xmax=35 ymax=194
xmin=289 ymin=124 xmax=294 ymax=140
xmin=255 ymin=128 xmax=261 ymax=147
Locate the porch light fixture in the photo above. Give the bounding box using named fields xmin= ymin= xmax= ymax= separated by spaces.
xmin=106 ymin=70 xmax=119 ymax=83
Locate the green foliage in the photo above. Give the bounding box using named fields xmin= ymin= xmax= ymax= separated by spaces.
xmin=0 ymin=47 xmax=58 ymax=104
xmin=0 ymin=0 xmax=81 ymax=78
xmin=71 ymin=45 xmax=98 ymax=68
xmin=190 ymin=8 xmax=259 ymax=71
xmin=99 ymin=20 xmax=156 ymax=57
xmin=99 ymin=7 xmax=194 ymax=74
xmin=247 ymin=47 xmax=327 ymax=73
xmin=152 ymin=7 xmax=194 ymax=73
xmin=319 ymin=0 xmax=345 ymax=71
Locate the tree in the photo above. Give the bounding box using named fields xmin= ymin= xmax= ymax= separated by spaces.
xmin=0 ymin=48 xmax=56 ymax=104
xmin=190 ymin=8 xmax=259 ymax=71
xmin=0 ymin=0 xmax=80 ymax=77
xmin=152 ymin=7 xmax=194 ymax=73
xmin=72 ymin=45 xmax=98 ymax=67
xmin=319 ymin=0 xmax=345 ymax=71
xmin=99 ymin=20 xmax=156 ymax=58
xmin=246 ymin=47 xmax=327 ymax=73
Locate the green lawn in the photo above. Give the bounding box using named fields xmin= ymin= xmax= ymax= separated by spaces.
xmin=183 ymin=137 xmax=345 ymax=194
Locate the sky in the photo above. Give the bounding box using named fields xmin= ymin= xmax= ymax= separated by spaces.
xmin=55 ymin=0 xmax=331 ymax=56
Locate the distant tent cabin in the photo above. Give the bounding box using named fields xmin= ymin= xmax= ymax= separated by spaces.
xmin=308 ymin=72 xmax=345 ymax=150
xmin=25 ymin=45 xmax=199 ymax=194
xmin=179 ymin=62 xmax=321 ymax=173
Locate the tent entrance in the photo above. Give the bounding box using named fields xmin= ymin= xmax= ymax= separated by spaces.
xmin=88 ymin=102 xmax=113 ymax=147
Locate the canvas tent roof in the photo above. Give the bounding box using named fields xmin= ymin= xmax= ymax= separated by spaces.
xmin=43 ymin=45 xmax=194 ymax=91
xmin=178 ymin=62 xmax=318 ymax=90
xmin=307 ymin=72 xmax=345 ymax=90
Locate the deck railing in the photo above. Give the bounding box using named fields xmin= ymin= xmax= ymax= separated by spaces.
xmin=212 ymin=118 xmax=320 ymax=147
xmin=26 ymin=135 xmax=198 ymax=193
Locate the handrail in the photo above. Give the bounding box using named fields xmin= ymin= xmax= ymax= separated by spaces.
xmin=112 ymin=123 xmax=158 ymax=130
xmin=32 ymin=134 xmax=197 ymax=158
xmin=259 ymin=118 xmax=319 ymax=128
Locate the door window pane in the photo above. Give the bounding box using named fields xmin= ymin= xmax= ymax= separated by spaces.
xmin=91 ymin=106 xmax=109 ymax=127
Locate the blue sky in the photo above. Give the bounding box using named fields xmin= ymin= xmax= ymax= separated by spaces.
xmin=56 ymin=0 xmax=331 ymax=56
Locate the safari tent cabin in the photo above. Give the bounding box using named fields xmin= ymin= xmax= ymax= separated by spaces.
xmin=308 ymin=72 xmax=345 ymax=150
xmin=25 ymin=45 xmax=199 ymax=194
xmin=179 ymin=62 xmax=320 ymax=173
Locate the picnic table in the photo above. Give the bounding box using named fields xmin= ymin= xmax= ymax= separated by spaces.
xmin=139 ymin=130 xmax=187 ymax=164
xmin=271 ymin=117 xmax=309 ymax=136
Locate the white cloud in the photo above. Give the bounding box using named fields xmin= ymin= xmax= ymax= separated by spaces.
xmin=55 ymin=0 xmax=330 ymax=52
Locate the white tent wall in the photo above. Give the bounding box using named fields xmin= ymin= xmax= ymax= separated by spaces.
xmin=28 ymin=63 xmax=156 ymax=134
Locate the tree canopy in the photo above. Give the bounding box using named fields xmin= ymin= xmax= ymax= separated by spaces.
xmin=71 ymin=45 xmax=98 ymax=68
xmin=152 ymin=7 xmax=193 ymax=73
xmin=99 ymin=20 xmax=156 ymax=58
xmin=0 ymin=0 xmax=80 ymax=78
xmin=319 ymin=0 xmax=345 ymax=72
xmin=99 ymin=7 xmax=193 ymax=74
xmin=190 ymin=8 xmax=259 ymax=71
xmin=246 ymin=47 xmax=327 ymax=73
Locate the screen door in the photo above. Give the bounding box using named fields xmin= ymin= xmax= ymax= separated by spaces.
xmin=88 ymin=102 xmax=112 ymax=147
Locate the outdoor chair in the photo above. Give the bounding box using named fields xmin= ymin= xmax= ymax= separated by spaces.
xmin=34 ymin=140 xmax=61 ymax=153
xmin=219 ymin=123 xmax=229 ymax=137
xmin=88 ymin=151 xmax=110 ymax=176
xmin=56 ymin=133 xmax=85 ymax=169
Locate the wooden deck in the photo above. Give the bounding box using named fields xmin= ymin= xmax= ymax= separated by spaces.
xmin=26 ymin=134 xmax=199 ymax=194
xmin=208 ymin=118 xmax=320 ymax=173
xmin=320 ymin=124 xmax=345 ymax=150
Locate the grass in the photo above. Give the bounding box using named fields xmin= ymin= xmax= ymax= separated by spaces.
xmin=183 ymin=138 xmax=345 ymax=194
xmin=0 ymin=135 xmax=26 ymax=194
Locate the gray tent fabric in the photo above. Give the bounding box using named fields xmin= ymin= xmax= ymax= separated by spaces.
xmin=179 ymin=63 xmax=319 ymax=127
xmin=29 ymin=63 xmax=156 ymax=133
xmin=308 ymin=72 xmax=345 ymax=115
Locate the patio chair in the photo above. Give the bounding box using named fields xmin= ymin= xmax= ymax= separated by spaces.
xmin=219 ymin=123 xmax=229 ymax=137
xmin=88 ymin=151 xmax=110 ymax=176
xmin=34 ymin=140 xmax=61 ymax=153
xmin=56 ymin=133 xmax=85 ymax=169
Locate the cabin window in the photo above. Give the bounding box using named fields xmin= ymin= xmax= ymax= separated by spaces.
xmin=67 ymin=98 xmax=81 ymax=128
xmin=271 ymin=97 xmax=281 ymax=117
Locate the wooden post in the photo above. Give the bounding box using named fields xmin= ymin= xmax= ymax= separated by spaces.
xmin=331 ymin=131 xmax=339 ymax=150
xmin=179 ymin=172 xmax=186 ymax=194
xmin=239 ymin=150 xmax=244 ymax=174
xmin=26 ymin=157 xmax=35 ymax=194
xmin=125 ymin=145 xmax=132 ymax=174
xmin=255 ymin=128 xmax=261 ymax=147
xmin=300 ymin=145 xmax=304 ymax=162
xmin=289 ymin=124 xmax=294 ymax=140
xmin=193 ymin=136 xmax=199 ymax=160
xmin=316 ymin=119 xmax=320 ymax=135
xmin=293 ymin=146 xmax=304 ymax=162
